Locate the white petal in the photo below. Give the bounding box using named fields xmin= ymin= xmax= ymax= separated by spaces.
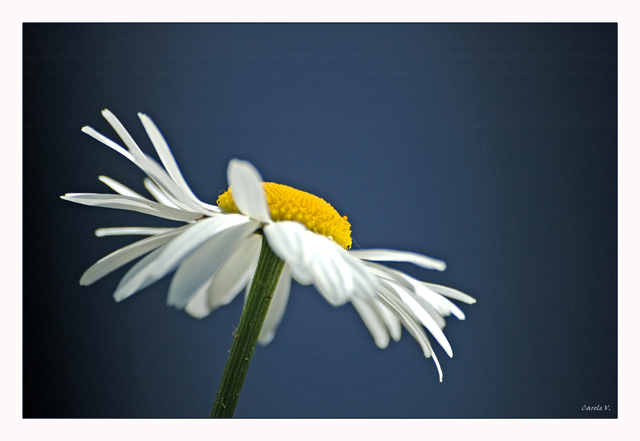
xmin=290 ymin=265 xmax=314 ymax=285
xmin=113 ymin=245 xmax=168 ymax=301
xmin=85 ymin=112 xmax=215 ymax=215
xmin=377 ymin=288 xmax=443 ymax=381
xmin=149 ymin=214 xmax=256 ymax=280
xmin=407 ymin=281 xmax=466 ymax=321
xmin=258 ymin=264 xmax=292 ymax=345
xmin=168 ymin=221 xmax=259 ymax=309
xmin=101 ymin=109 xmax=205 ymax=212
xmin=263 ymin=224 xmax=319 ymax=295
xmin=99 ymin=176 xmax=144 ymax=198
xmin=369 ymin=262 xmax=448 ymax=327
xmin=382 ymin=279 xmax=453 ymax=357
xmin=377 ymin=288 xmax=433 ymax=358
xmin=413 ymin=284 xmax=465 ymax=320
xmin=112 ymin=215 xmax=255 ymax=300
xmin=424 ymin=283 xmax=476 ymax=304
xmin=144 ymin=178 xmax=179 ymax=208
xmin=95 ymin=227 xmax=174 ymax=237
xmin=368 ymin=263 xmax=466 ymax=320
xmin=417 ymin=300 xmax=447 ymax=329
xmin=134 ymin=158 xmax=207 ymax=213
xmin=184 ymin=282 xmax=213 ymax=319
xmin=263 ymin=221 xmax=306 ymax=269
xmin=81 ymin=126 xmax=134 ymax=162
xmin=132 ymin=156 xmax=208 ymax=214
xmin=82 ymin=125 xmax=185 ymax=207
xmin=264 ymin=221 xmax=377 ymax=305
xmin=431 ymin=350 xmax=443 ymax=382
xmin=138 ymin=113 xmax=195 ymax=197
xmin=138 ymin=113 xmax=221 ymax=213
xmin=372 ymin=299 xmax=402 ymax=342
xmin=79 ymin=226 xmax=187 ymax=286
xmin=207 ymin=234 xmax=262 ymax=310
xmin=352 ymin=297 xmax=390 ymax=349
xmin=265 ymin=221 xmax=347 ymax=304
xmin=101 ymin=109 xmax=146 ymax=158
xmin=307 ymin=247 xmax=352 ymax=305
xmin=342 ymin=256 xmax=380 ymax=301
xmin=61 ymin=193 xmax=203 ymax=222
xmin=349 ymin=249 xmax=446 ymax=271
xmin=227 ymin=159 xmax=272 ymax=223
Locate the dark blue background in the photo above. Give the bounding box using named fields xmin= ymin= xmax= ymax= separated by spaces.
xmin=23 ymin=23 xmax=617 ymax=418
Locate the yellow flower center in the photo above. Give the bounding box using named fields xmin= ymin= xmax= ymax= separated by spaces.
xmin=217 ymin=182 xmax=352 ymax=249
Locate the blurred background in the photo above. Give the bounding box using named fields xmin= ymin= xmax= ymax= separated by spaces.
xmin=23 ymin=23 xmax=617 ymax=418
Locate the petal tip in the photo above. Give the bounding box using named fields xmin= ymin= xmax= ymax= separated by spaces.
xmin=226 ymin=159 xmax=271 ymax=223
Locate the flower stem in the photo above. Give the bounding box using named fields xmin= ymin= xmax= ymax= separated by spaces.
xmin=210 ymin=235 xmax=285 ymax=418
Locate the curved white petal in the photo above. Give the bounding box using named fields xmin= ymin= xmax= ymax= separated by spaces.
xmin=352 ymin=297 xmax=390 ymax=349
xmin=133 ymin=157 xmax=206 ymax=213
xmin=367 ymin=262 xmax=465 ymax=321
xmin=168 ymin=221 xmax=260 ymax=309
xmin=429 ymin=348 xmax=443 ymax=382
xmin=381 ymin=279 xmax=453 ymax=357
xmin=85 ymin=111 xmax=217 ymax=215
xmin=290 ymin=265 xmax=314 ymax=285
xmin=138 ymin=113 xmax=196 ymax=199
xmin=184 ymin=281 xmax=213 ymax=319
xmin=377 ymin=289 xmax=443 ymax=381
xmin=95 ymin=227 xmax=174 ymax=237
xmin=307 ymin=246 xmax=351 ymax=305
xmin=424 ymin=283 xmax=476 ymax=304
xmin=418 ymin=301 xmax=447 ymax=329
xmin=413 ymin=284 xmax=465 ymax=321
xmin=258 ymin=264 xmax=292 ymax=345
xmin=207 ymin=234 xmax=262 ymax=310
xmin=264 ymin=221 xmax=377 ymax=305
xmin=113 ymin=245 xmax=168 ymax=301
xmin=80 ymin=226 xmax=188 ymax=286
xmin=102 ymin=109 xmax=146 ymax=158
xmin=112 ymin=215 xmax=256 ymax=300
xmin=99 ymin=176 xmax=144 ymax=199
xmin=263 ymin=221 xmax=306 ymax=269
xmin=349 ymin=249 xmax=446 ymax=271
xmin=377 ymin=290 xmax=430 ymax=357
xmin=149 ymin=214 xmax=254 ymax=279
xmin=372 ymin=299 xmax=402 ymax=342
xmin=227 ymin=159 xmax=272 ymax=223
xmin=144 ymin=178 xmax=179 ymax=208
xmin=61 ymin=193 xmax=203 ymax=222
xmin=81 ymin=126 xmax=134 ymax=161
xmin=100 ymin=110 xmax=205 ymax=211
xmin=138 ymin=113 xmax=221 ymax=213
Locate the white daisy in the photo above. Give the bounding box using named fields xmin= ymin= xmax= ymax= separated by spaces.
xmin=62 ymin=109 xmax=475 ymax=381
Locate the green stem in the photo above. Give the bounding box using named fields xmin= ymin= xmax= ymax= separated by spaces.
xmin=210 ymin=235 xmax=285 ymax=418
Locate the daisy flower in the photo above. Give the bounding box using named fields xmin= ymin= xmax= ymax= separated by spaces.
xmin=62 ymin=110 xmax=474 ymax=404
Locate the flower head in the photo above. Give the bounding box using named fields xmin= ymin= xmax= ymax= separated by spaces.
xmin=62 ymin=110 xmax=475 ymax=381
